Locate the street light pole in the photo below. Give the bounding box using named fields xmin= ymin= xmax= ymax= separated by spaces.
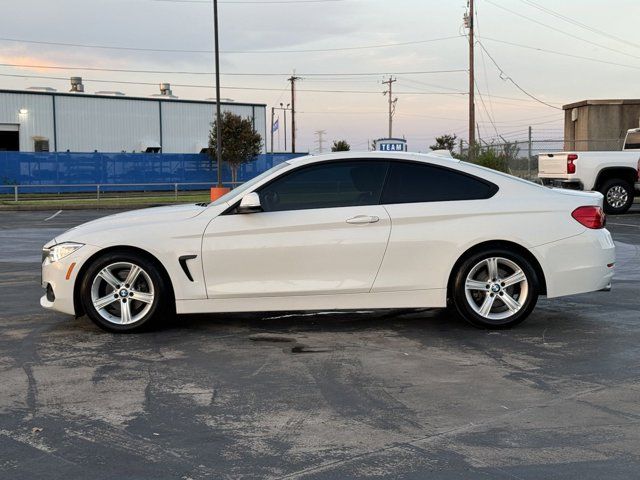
xmin=270 ymin=107 xmax=275 ymax=155
xmin=283 ymin=109 xmax=288 ymax=151
xmin=278 ymin=103 xmax=290 ymax=152
xmin=212 ymin=0 xmax=223 ymax=187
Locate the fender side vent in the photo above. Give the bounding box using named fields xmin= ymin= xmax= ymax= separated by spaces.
xmin=179 ymin=255 xmax=197 ymax=282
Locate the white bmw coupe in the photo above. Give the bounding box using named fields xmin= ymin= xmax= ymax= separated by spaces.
xmin=41 ymin=152 xmax=615 ymax=332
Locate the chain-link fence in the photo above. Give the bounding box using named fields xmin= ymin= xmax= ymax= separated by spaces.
xmin=459 ymin=138 xmax=626 ymax=181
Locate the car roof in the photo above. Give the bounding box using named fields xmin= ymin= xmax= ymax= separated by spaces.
xmin=286 ymin=151 xmax=460 ymax=168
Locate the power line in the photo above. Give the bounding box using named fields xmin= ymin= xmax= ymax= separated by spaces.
xmin=0 ymin=71 xmax=562 ymax=105
xmin=474 ymin=79 xmax=500 ymax=138
xmin=519 ymin=0 xmax=640 ymax=50
xmin=396 ymin=77 xmax=466 ymax=93
xmin=0 ymin=71 xmax=461 ymax=94
xmin=480 ymin=36 xmax=640 ymax=71
xmin=474 ymin=3 xmax=497 ymax=131
xmin=0 ymin=34 xmax=464 ymax=54
xmin=0 ymin=62 xmax=467 ymax=76
xmin=485 ymin=0 xmax=640 ymax=61
xmin=476 ymin=41 xmax=562 ymax=110
xmin=150 ymin=0 xmax=347 ymax=3
xmin=299 ymin=111 xmax=561 ymax=127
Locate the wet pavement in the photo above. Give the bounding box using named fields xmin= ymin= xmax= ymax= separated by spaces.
xmin=1 ymin=206 xmax=639 ymax=479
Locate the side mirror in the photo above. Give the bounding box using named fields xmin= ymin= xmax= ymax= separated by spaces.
xmin=237 ymin=192 xmax=262 ymax=214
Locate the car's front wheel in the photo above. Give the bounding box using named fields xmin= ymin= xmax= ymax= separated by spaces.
xmin=452 ymin=249 xmax=539 ymax=329
xmin=79 ymin=251 xmax=172 ymax=332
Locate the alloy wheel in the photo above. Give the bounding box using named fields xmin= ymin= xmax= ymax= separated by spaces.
xmin=606 ymin=185 xmax=628 ymax=209
xmin=90 ymin=262 xmax=155 ymax=325
xmin=464 ymin=256 xmax=529 ymax=321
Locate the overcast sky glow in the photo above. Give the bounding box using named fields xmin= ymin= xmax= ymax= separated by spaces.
xmin=0 ymin=0 xmax=638 ymax=152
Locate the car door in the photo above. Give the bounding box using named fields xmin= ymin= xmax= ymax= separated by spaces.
xmin=201 ymin=160 xmax=391 ymax=298
xmin=373 ymin=160 xmax=499 ymax=293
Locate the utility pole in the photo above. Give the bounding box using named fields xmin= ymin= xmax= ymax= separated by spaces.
xmin=289 ymin=75 xmax=301 ymax=153
xmin=382 ymin=76 xmax=397 ymax=138
xmin=270 ymin=107 xmax=275 ymax=155
xmin=465 ymin=0 xmax=475 ymax=161
xmin=212 ymin=0 xmax=223 ymax=187
xmin=314 ymin=130 xmax=326 ymax=153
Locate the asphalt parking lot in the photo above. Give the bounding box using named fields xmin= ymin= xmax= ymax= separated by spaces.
xmin=1 ymin=205 xmax=639 ymax=479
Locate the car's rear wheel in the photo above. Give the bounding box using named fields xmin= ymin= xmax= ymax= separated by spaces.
xmin=452 ymin=249 xmax=539 ymax=329
xmin=80 ymin=251 xmax=172 ymax=332
xmin=599 ymin=179 xmax=634 ymax=215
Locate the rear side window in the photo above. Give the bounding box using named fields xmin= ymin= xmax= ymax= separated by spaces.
xmin=381 ymin=161 xmax=496 ymax=204
xmin=624 ymin=131 xmax=640 ymax=150
xmin=258 ymin=160 xmax=389 ymax=212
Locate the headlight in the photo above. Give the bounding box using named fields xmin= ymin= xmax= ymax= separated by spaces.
xmin=43 ymin=242 xmax=84 ymax=263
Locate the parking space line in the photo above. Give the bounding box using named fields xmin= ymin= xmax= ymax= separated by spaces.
xmin=43 ymin=210 xmax=63 ymax=222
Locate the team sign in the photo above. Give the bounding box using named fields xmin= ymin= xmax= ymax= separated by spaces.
xmin=377 ymin=140 xmax=407 ymax=152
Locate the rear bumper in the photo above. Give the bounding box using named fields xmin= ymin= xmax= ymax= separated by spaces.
xmin=540 ymin=178 xmax=584 ymax=190
xmin=533 ymin=229 xmax=615 ymax=299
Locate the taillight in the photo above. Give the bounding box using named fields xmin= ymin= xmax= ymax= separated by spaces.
xmin=567 ymin=154 xmax=578 ymax=174
xmin=572 ymin=206 xmax=606 ymax=229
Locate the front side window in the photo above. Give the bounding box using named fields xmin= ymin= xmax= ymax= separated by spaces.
xmin=381 ymin=161 xmax=497 ymax=204
xmin=258 ymin=160 xmax=389 ymax=212
xmin=210 ymin=161 xmax=289 ymax=207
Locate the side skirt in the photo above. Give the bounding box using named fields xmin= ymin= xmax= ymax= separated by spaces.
xmin=176 ymin=289 xmax=446 ymax=314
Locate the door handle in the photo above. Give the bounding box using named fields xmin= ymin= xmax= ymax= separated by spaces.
xmin=346 ymin=215 xmax=380 ymax=224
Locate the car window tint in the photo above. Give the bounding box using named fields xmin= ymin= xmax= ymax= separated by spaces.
xmin=258 ymin=160 xmax=389 ymax=212
xmin=381 ymin=161 xmax=496 ymax=204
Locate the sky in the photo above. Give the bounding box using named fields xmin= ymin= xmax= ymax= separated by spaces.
xmin=0 ymin=0 xmax=638 ymax=153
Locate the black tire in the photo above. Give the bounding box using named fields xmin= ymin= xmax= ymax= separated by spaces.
xmin=79 ymin=250 xmax=173 ymax=333
xmin=599 ymin=178 xmax=634 ymax=215
xmin=452 ymin=249 xmax=539 ymax=329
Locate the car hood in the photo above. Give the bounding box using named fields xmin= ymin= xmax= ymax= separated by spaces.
xmin=50 ymin=203 xmax=212 ymax=246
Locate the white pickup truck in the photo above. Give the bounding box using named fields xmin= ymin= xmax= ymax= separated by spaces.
xmin=539 ymin=128 xmax=640 ymax=214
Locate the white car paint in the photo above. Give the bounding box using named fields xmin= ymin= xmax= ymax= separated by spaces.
xmin=538 ymin=128 xmax=640 ymax=208
xmin=41 ymin=151 xmax=615 ymax=319
xmin=538 ymin=150 xmax=639 ymax=190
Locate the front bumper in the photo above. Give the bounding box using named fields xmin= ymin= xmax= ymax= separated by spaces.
xmin=41 ymin=244 xmax=101 ymax=315
xmin=533 ymin=229 xmax=615 ymax=299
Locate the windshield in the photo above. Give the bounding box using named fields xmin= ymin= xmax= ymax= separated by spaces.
xmin=208 ymin=161 xmax=290 ymax=206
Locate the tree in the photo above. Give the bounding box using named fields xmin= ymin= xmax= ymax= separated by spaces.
xmin=430 ymin=134 xmax=457 ymax=152
xmin=208 ymin=111 xmax=263 ymax=184
xmin=331 ymin=139 xmax=351 ymax=152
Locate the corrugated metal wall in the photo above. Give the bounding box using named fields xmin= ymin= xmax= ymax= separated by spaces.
xmin=56 ymin=95 xmax=161 ymax=152
xmin=161 ymin=101 xmax=261 ymax=153
xmin=0 ymin=91 xmax=266 ymax=154
xmin=0 ymin=92 xmax=55 ymax=151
